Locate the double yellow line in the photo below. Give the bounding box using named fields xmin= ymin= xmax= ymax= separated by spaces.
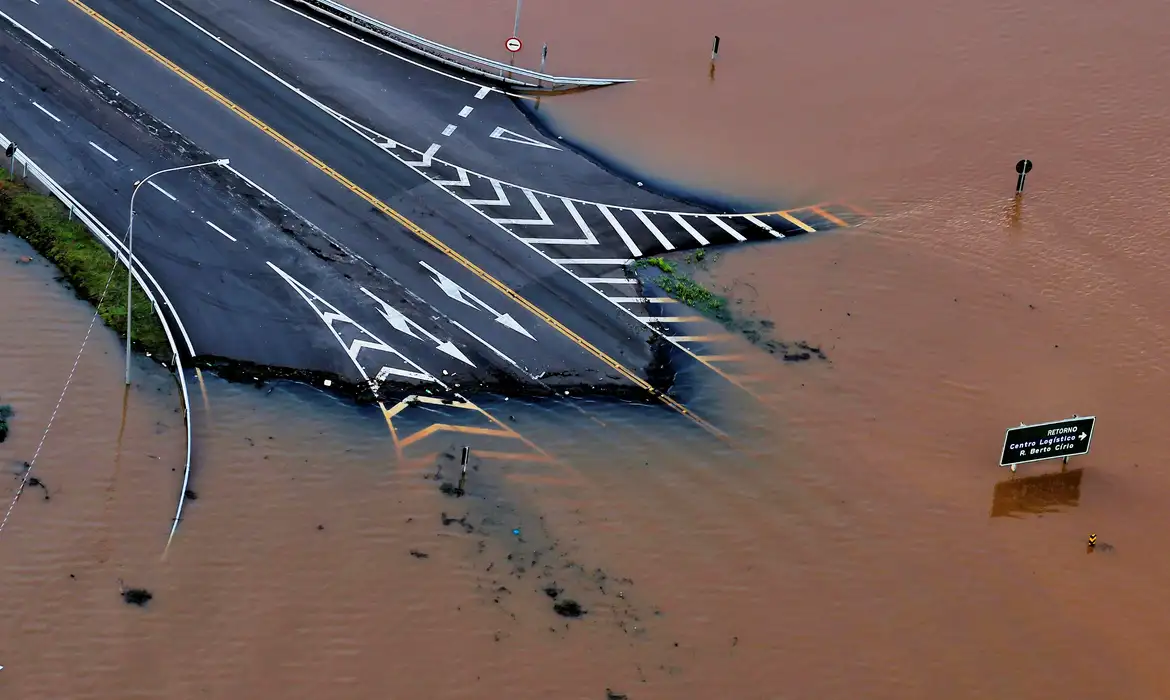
xmin=66 ymin=0 xmax=725 ymax=438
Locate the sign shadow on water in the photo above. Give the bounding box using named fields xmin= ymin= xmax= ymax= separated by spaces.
xmin=990 ymin=467 xmax=1084 ymax=518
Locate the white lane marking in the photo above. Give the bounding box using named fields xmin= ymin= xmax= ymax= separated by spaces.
xmin=206 ymin=221 xmax=237 ymax=242
xmin=441 ymin=124 xmax=457 ymax=137
xmin=670 ymin=213 xmax=710 ymax=246
xmin=267 ymin=261 xmax=439 ymax=385
xmin=88 ymin=141 xmax=118 ymax=161
xmin=519 ymin=198 xmax=597 ymax=244
xmin=31 ymin=102 xmax=61 ymax=123
xmin=432 ymin=165 xmax=470 ymax=187
xmin=0 ymin=10 xmax=53 ymax=49
xmin=419 ymin=261 xmax=535 ymax=340
xmin=458 ymin=105 xmax=474 ymax=118
xmin=608 ymin=297 xmax=675 ymax=304
xmin=633 ymin=209 xmax=674 ymax=251
xmin=579 ymin=277 xmax=637 ymax=284
xmin=597 ymin=205 xmax=642 ymax=258
xmin=492 ymin=188 xmax=551 ymax=225
xmin=475 ymin=87 xmax=491 ymax=99
xmin=450 ymin=319 xmax=531 ymax=377
xmin=401 ymin=142 xmax=440 ymax=167
xmin=148 ymin=181 xmax=178 ymax=201
xmin=745 ymin=214 xmax=784 ymax=238
xmin=461 ymin=178 xmax=509 ymax=206
xmin=557 ymin=259 xmax=633 ymax=265
xmin=489 ymin=126 xmax=562 ymax=151
xmin=638 ymin=316 xmax=705 ymax=323
xmin=707 ymin=215 xmax=747 ymax=242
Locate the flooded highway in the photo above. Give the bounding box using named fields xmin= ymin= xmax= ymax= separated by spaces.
xmin=2 ymin=0 xmax=1170 ymax=696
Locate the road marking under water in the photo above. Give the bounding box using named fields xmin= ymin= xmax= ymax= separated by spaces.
xmin=206 ymin=220 xmax=236 ymax=241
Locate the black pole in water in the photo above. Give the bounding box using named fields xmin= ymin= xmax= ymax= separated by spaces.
xmin=457 ymin=446 xmax=470 ymax=494
xmin=1015 ymin=159 xmax=1033 ymax=194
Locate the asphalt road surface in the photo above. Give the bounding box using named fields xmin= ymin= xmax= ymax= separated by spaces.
xmin=0 ymin=0 xmax=856 ymax=402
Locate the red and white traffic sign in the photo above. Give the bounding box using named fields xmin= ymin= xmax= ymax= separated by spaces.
xmin=505 ymin=36 xmax=522 ymax=53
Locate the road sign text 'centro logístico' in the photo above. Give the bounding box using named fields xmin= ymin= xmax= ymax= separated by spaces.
xmin=999 ymin=416 xmax=1095 ymax=468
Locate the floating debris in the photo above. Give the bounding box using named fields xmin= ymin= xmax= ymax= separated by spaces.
xmin=409 ymin=549 xmax=429 ymax=559
xmin=553 ymin=599 xmax=584 ymax=618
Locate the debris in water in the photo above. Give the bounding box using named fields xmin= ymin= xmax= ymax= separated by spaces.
xmin=606 ymin=690 xmax=628 ymax=700
xmin=543 ymin=584 xmax=562 ymax=599
xmin=317 ymin=524 xmax=324 ymax=531
xmin=438 ymin=481 xmax=465 ymax=498
xmin=553 ymin=599 xmax=584 ymax=618
xmin=409 ymin=549 xmax=429 ymax=559
xmin=184 ymin=488 xmax=198 ymax=501
xmin=118 ymin=580 xmax=153 ymax=607
xmin=0 ymin=403 xmax=12 ymax=443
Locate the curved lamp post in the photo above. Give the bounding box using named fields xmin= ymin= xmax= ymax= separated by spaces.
xmin=125 ymin=158 xmax=230 ymax=385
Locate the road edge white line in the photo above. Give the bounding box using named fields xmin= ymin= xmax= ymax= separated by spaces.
xmin=0 ymin=9 xmax=53 ymax=49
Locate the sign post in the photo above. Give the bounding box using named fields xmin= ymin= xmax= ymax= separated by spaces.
xmin=1000 ymin=415 xmax=1095 ymax=472
xmin=1015 ymin=159 xmax=1033 ymax=194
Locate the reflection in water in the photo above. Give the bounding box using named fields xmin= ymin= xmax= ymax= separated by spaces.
xmin=990 ymin=468 xmax=1083 ymax=518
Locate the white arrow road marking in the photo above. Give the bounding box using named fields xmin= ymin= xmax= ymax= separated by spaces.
xmin=401 ymin=142 xmax=440 ymax=166
xmin=450 ymin=319 xmax=536 ymax=379
xmin=489 ymin=126 xmax=562 ymax=151
xmin=419 ymin=261 xmax=535 ymax=340
xmin=491 ymin=189 xmax=552 ymax=225
xmin=267 ymin=262 xmax=439 ymax=388
xmin=462 ymin=178 xmax=510 ymax=206
xmin=359 ymin=287 xmax=475 ymax=367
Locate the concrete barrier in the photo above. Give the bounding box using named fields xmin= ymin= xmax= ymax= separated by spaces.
xmin=0 ymin=131 xmax=195 ymax=549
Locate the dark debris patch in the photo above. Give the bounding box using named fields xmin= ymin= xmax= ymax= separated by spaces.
xmin=122 ymin=587 xmax=153 ymax=607
xmin=438 ymin=482 xmax=465 ymax=498
xmin=543 ymin=584 xmax=562 ymax=599
xmin=409 ymin=549 xmax=429 ymax=559
xmin=606 ymin=690 xmax=629 ymax=700
xmin=553 ymin=599 xmax=585 ymax=618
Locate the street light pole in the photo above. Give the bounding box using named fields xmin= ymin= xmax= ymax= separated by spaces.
xmin=125 ymin=158 xmax=230 ymax=385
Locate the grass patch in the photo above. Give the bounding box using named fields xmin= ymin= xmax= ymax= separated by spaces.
xmin=0 ymin=173 xmax=169 ymax=358
xmin=629 ymin=254 xmax=729 ymax=321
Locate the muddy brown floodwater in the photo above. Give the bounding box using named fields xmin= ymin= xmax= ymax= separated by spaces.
xmin=4 ymin=0 xmax=1170 ymax=697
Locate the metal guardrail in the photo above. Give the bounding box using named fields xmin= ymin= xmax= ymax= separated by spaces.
xmin=282 ymin=0 xmax=635 ymax=91
xmin=0 ymin=131 xmax=196 ymax=550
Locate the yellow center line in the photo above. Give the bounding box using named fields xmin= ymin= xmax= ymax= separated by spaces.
xmin=398 ymin=423 xmax=515 ymax=449
xmin=66 ymin=0 xmax=726 ymax=439
xmin=776 ymin=210 xmax=817 ymax=233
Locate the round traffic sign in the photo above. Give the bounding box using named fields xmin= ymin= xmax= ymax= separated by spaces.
xmin=1015 ymin=159 xmax=1033 ymax=174
xmin=505 ymin=36 xmax=522 ymax=53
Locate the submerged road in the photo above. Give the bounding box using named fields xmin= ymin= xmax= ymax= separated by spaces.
xmin=0 ymin=0 xmax=859 ymax=405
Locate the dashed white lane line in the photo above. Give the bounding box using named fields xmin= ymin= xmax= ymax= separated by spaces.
xmin=31 ymin=102 xmax=60 ymax=123
xmin=475 ymin=87 xmax=491 ymax=100
xmin=608 ymin=297 xmax=675 ymax=304
xmin=638 ymin=316 xmax=705 ymax=323
xmin=206 ymin=221 xmax=236 ymax=242
xmin=0 ymin=10 xmax=52 ymax=49
xmin=441 ymin=124 xmax=457 ymax=137
xmin=88 ymin=141 xmax=118 ymax=161
xmin=148 ymin=181 xmax=177 ymax=201
xmin=557 ymin=259 xmax=634 ymax=265
xmin=458 ymin=105 xmax=474 ymax=118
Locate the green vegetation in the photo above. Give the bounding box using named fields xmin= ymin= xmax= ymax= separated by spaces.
xmin=629 ymin=254 xmax=729 ymax=321
xmin=0 ymin=173 xmax=169 ymax=357
xmin=0 ymin=403 xmax=11 ymax=443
